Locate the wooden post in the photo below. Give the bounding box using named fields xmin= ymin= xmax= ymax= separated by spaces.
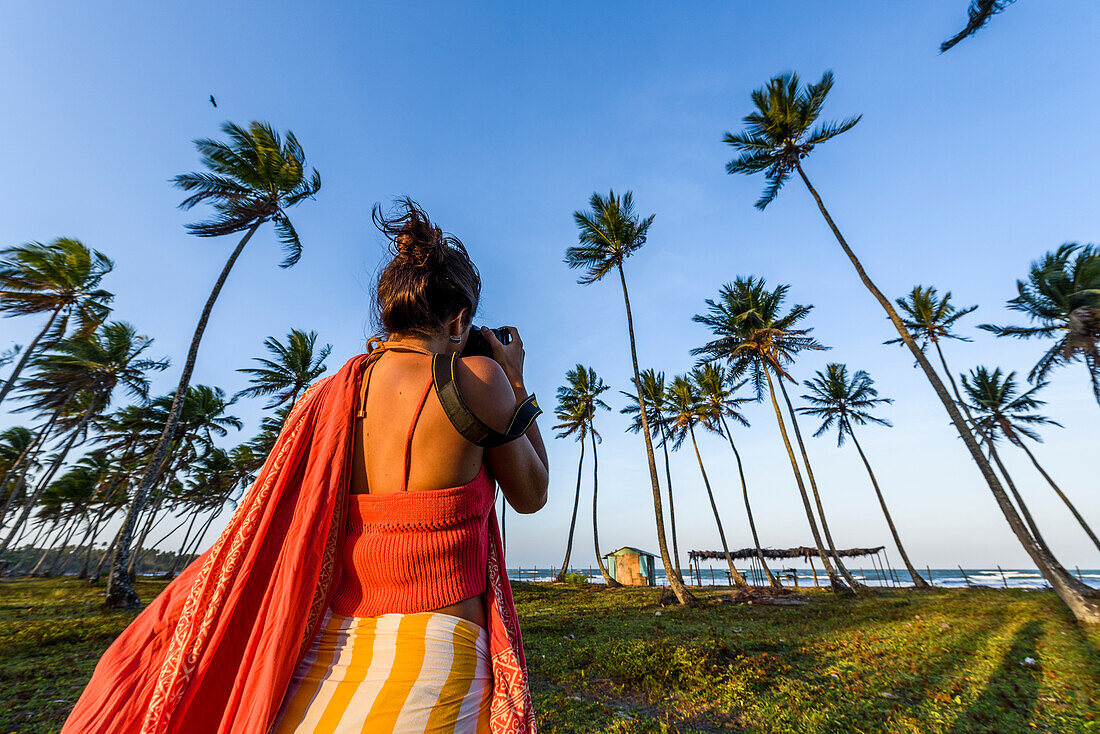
xmin=957 ymin=565 xmax=972 ymax=588
xmin=1075 ymin=566 xmax=1084 ymax=582
xmin=997 ymin=565 xmax=1008 ymax=588
xmin=926 ymin=566 xmax=935 ymax=588
xmin=808 ymin=555 xmax=819 ymax=587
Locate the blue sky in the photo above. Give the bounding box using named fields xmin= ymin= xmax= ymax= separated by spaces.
xmin=2 ymin=2 xmax=1099 ymax=570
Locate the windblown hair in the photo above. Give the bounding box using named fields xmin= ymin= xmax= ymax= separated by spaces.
xmin=372 ymin=198 xmax=481 ymax=337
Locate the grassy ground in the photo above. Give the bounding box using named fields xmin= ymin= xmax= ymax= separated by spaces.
xmin=1 ymin=579 xmax=1097 ymax=733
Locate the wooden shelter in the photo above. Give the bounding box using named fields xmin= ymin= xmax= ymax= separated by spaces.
xmin=688 ymin=546 xmax=887 ymax=587
xmin=603 ymin=546 xmax=657 ymax=586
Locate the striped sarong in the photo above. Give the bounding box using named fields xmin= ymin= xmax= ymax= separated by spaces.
xmin=273 ymin=609 xmax=492 ymax=733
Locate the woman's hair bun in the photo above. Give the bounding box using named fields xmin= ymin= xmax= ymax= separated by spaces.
xmin=372 ymin=197 xmax=481 ymax=338
xmin=373 ymin=197 xmax=450 ymax=269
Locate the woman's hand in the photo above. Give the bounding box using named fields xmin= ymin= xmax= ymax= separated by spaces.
xmin=482 ymin=326 xmax=525 ymax=393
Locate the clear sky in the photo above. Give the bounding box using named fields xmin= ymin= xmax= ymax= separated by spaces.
xmin=2 ymin=2 xmax=1099 ymax=570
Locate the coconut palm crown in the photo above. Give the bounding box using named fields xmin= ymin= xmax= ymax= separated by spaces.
xmin=173 ymin=121 xmax=322 ymax=267
xmin=553 ymin=365 xmax=610 ymax=443
xmin=959 ymin=367 xmax=1060 ymax=447
xmin=885 ymin=286 xmax=977 ymax=350
xmin=236 ymin=329 xmax=332 ymax=408
xmin=723 ymin=71 xmax=861 ymax=210
xmin=799 ymin=363 xmax=893 ymax=447
xmin=564 ymin=190 xmax=654 ymax=284
xmin=692 ymin=276 xmax=825 ymax=395
xmin=979 ymin=243 xmax=1100 ymax=405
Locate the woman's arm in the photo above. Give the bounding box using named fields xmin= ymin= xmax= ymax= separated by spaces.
xmin=458 ymin=327 xmax=549 ymax=514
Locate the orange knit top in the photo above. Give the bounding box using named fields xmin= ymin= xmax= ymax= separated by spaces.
xmin=329 ymin=367 xmax=496 ymax=617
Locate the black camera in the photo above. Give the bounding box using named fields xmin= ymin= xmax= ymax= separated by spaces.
xmin=462 ymin=326 xmax=511 ymax=358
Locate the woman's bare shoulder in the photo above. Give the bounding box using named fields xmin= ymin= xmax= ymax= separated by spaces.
xmin=454 ymin=355 xmax=516 ymax=433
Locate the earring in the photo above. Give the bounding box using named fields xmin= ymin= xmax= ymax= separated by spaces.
xmin=449 ymin=336 xmax=462 ymax=344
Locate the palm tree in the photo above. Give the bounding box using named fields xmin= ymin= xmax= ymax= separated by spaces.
xmin=693 ymin=277 xmax=851 ymax=594
xmin=235 ymin=329 xmax=331 ymax=408
xmin=565 ymin=190 xmax=694 ymax=604
xmin=693 ymin=363 xmax=779 ymax=587
xmin=887 ymin=286 xmax=978 ymax=408
xmin=0 ymin=238 xmax=114 ymax=409
xmin=107 ymin=121 xmax=320 ymax=608
xmin=621 ymin=369 xmax=683 ymax=582
xmin=665 ymin=373 xmax=747 ymax=588
xmin=724 ymin=72 xmax=1098 ymax=622
xmin=0 ymin=427 xmax=35 ymax=521
xmin=553 ymin=365 xmax=618 ymax=586
xmin=111 ymin=384 xmax=242 ymax=581
xmin=799 ymin=364 xmax=931 ymax=589
xmin=0 ymin=322 xmax=165 ymax=556
xmin=979 ymin=244 xmax=1100 ymax=407
xmin=941 ymin=0 xmax=1017 ymax=52
xmin=961 ymin=367 xmax=1100 ymax=556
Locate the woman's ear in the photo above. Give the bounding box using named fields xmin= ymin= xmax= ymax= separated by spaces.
xmin=447 ymin=308 xmax=470 ymax=341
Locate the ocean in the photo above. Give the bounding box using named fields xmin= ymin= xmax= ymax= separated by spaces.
xmin=507 ymin=566 xmax=1100 ymax=589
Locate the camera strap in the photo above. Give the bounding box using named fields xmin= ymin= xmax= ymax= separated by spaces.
xmin=431 ymin=352 xmax=542 ymax=447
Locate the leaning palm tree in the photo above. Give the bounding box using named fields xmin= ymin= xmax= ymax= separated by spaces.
xmin=552 ymin=365 xmax=617 ymax=586
xmin=0 ymin=238 xmax=114 ymax=409
xmin=235 ymin=328 xmax=331 ymax=408
xmin=693 ymin=277 xmax=851 ymax=594
xmin=0 ymin=322 xmax=165 ymax=556
xmin=941 ymin=0 xmax=1017 ymax=52
xmin=724 ymin=72 xmax=1098 ymax=621
xmin=979 ymin=244 xmax=1100 ymax=408
xmin=666 ymin=373 xmax=747 ymax=588
xmin=107 ymin=121 xmax=320 ymax=608
xmin=961 ymin=367 xmax=1100 ymax=556
xmin=799 ymin=364 xmax=931 ymax=589
xmin=693 ymin=363 xmax=778 ymax=587
xmin=565 ymin=190 xmax=694 ymax=604
xmin=620 ymin=369 xmax=684 ymax=582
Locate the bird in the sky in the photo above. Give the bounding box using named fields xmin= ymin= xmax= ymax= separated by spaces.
xmin=209 ymin=95 xmax=217 ymax=108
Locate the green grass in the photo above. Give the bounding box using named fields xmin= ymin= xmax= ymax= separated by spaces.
xmin=2 ymin=579 xmax=1098 ymax=733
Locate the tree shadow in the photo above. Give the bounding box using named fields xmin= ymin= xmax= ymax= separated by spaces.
xmin=948 ymin=620 xmax=1043 ymax=733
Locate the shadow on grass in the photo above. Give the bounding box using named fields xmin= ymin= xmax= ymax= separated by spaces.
xmin=948 ymin=620 xmax=1042 ymax=733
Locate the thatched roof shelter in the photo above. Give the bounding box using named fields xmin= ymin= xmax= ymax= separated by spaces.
xmin=689 ymin=546 xmax=885 ymax=562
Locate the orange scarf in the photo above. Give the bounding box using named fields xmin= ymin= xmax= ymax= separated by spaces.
xmin=61 ymin=354 xmax=536 ymax=734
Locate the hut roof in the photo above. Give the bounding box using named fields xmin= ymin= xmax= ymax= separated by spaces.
xmin=689 ymin=546 xmax=885 ymax=561
xmin=602 ymin=546 xmax=656 ymax=558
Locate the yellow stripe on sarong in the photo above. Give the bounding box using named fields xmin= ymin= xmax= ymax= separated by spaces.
xmin=272 ymin=611 xmax=491 ymax=734
xmin=273 ymin=611 xmax=350 ymax=732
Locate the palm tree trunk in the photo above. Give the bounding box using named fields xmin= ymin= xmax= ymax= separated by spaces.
xmin=986 ymin=442 xmax=1056 ymax=559
xmin=91 ymin=527 xmax=120 ymax=583
xmin=1016 ymin=442 xmax=1100 ymax=554
xmin=77 ymin=504 xmax=115 ymax=579
xmin=718 ymin=414 xmax=779 ymax=587
xmin=848 ymin=428 xmax=930 ymax=588
xmin=659 ymin=424 xmax=684 ymax=583
xmin=0 ymin=306 xmax=61 ymax=410
xmin=556 ymin=439 xmax=585 ymax=582
xmin=794 ymin=163 xmax=1099 ymax=622
xmin=128 ymin=488 xmax=168 ymax=577
xmin=688 ymin=426 xmax=747 ymax=587
xmin=0 ymin=400 xmax=97 ymax=557
xmin=46 ymin=515 xmax=85 ymax=575
xmin=107 ymin=220 xmax=263 ymax=609
xmin=29 ymin=518 xmax=66 ymax=575
xmin=777 ymin=378 xmax=867 ymax=593
xmin=764 ymin=368 xmax=851 ymax=594
xmin=616 ymin=264 xmax=693 ymax=603
xmin=591 ymin=430 xmax=621 ymax=587
xmin=167 ymin=510 xmax=201 ymax=577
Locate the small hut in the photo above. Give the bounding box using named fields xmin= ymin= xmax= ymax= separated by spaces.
xmin=603 ymin=546 xmax=657 ymax=586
